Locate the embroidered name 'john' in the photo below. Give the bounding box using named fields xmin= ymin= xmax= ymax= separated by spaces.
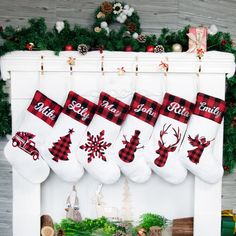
xmin=101 ymin=100 xmax=121 ymax=117
xmin=134 ymin=104 xmax=157 ymax=117
xmin=199 ymin=102 xmax=221 ymax=118
xmin=167 ymin=102 xmax=190 ymax=117
xmin=34 ymin=102 xmax=56 ymax=120
xmin=68 ymin=100 xmax=90 ymax=121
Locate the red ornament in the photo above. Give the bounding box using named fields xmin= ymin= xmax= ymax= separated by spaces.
xmin=221 ymin=40 xmax=227 ymax=46
xmin=146 ymin=45 xmax=154 ymax=52
xmin=223 ymin=165 xmax=230 ymax=171
xmin=125 ymin=45 xmax=133 ymax=52
xmin=65 ymin=44 xmax=73 ymax=51
xmin=25 ymin=43 xmax=34 ymax=51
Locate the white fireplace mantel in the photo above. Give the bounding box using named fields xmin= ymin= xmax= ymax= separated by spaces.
xmin=0 ymin=50 xmax=235 ymax=236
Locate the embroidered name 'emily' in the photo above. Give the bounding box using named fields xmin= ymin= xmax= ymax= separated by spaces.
xmin=167 ymin=102 xmax=190 ymax=117
xmin=68 ymin=100 xmax=90 ymax=121
xmin=199 ymin=102 xmax=221 ymax=118
xmin=34 ymin=102 xmax=56 ymax=120
xmin=101 ymin=100 xmax=121 ymax=117
xmin=134 ymin=104 xmax=156 ymax=117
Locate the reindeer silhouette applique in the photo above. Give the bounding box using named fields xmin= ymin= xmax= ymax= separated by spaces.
xmin=154 ymin=124 xmax=181 ymax=167
xmin=187 ymin=134 xmax=214 ymax=164
xmin=119 ymin=130 xmax=144 ymax=163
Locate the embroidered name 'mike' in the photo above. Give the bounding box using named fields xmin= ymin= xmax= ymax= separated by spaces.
xmin=167 ymin=102 xmax=190 ymax=117
xmin=68 ymin=100 xmax=90 ymax=121
xmin=34 ymin=102 xmax=56 ymax=120
xmin=134 ymin=104 xmax=156 ymax=117
xmin=101 ymin=100 xmax=121 ymax=117
xmin=199 ymin=102 xmax=221 ymax=118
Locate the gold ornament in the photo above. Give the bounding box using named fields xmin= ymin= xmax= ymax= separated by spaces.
xmin=172 ymin=43 xmax=183 ymax=52
xmin=94 ymin=27 xmax=102 ymax=33
xmin=97 ymin=11 xmax=105 ymax=19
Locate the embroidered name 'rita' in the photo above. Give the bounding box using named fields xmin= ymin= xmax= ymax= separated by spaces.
xmin=68 ymin=100 xmax=90 ymax=121
xmin=167 ymin=102 xmax=190 ymax=117
xmin=34 ymin=102 xmax=56 ymax=120
xmin=134 ymin=104 xmax=156 ymax=117
xmin=199 ymin=102 xmax=221 ymax=118
xmin=101 ymin=100 xmax=121 ymax=117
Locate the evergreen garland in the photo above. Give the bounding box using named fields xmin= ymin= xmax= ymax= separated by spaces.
xmin=0 ymin=80 xmax=11 ymax=137
xmin=0 ymin=1 xmax=235 ymax=173
xmin=54 ymin=214 xmax=168 ymax=236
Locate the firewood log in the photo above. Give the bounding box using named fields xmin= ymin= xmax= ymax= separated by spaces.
xmin=41 ymin=215 xmax=54 ymax=236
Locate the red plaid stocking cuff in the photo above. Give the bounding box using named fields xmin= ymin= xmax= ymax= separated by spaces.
xmin=129 ymin=92 xmax=161 ymax=126
xmin=160 ymin=93 xmax=194 ymax=124
xmin=27 ymin=90 xmax=63 ymax=127
xmin=96 ymin=92 xmax=130 ymax=125
xmin=193 ymin=92 xmax=226 ymax=124
xmin=62 ymin=91 xmax=97 ymax=126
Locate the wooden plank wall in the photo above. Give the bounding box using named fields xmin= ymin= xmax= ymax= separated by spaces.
xmin=0 ymin=1 xmax=235 ymax=236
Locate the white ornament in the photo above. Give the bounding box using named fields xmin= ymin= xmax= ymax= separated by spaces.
xmin=101 ymin=21 xmax=108 ymax=28
xmin=121 ymin=14 xmax=127 ymax=21
xmin=55 ymin=21 xmax=65 ymax=33
xmin=208 ymin=24 xmax=218 ymax=35
xmin=124 ymin=5 xmax=129 ymax=10
xmin=123 ymin=9 xmax=128 ymax=15
xmin=132 ymin=32 xmax=139 ymax=39
xmin=116 ymin=16 xmax=122 ymax=23
xmin=127 ymin=7 xmax=134 ymax=16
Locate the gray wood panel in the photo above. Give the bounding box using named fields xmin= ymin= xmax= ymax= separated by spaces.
xmin=0 ymin=1 xmax=236 ymax=235
xmin=0 ymin=138 xmax=12 ymax=236
xmin=0 ymin=0 xmax=235 ymax=39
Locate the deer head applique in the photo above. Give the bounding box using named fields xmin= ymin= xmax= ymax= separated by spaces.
xmin=154 ymin=124 xmax=181 ymax=167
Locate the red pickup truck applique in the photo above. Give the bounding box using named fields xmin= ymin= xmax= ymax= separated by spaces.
xmin=12 ymin=132 xmax=39 ymax=161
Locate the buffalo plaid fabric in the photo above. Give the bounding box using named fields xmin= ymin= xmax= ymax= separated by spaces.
xmin=119 ymin=130 xmax=142 ymax=163
xmin=49 ymin=129 xmax=73 ymax=162
xmin=27 ymin=90 xmax=62 ymax=127
xmin=96 ymin=92 xmax=130 ymax=125
xmin=154 ymin=146 xmax=170 ymax=167
xmin=188 ymin=145 xmax=205 ymax=164
xmin=187 ymin=134 xmax=211 ymax=164
xmin=160 ymin=93 xmax=194 ymax=124
xmin=62 ymin=91 xmax=97 ymax=126
xmin=129 ymin=93 xmax=161 ymax=126
xmin=193 ymin=92 xmax=226 ymax=124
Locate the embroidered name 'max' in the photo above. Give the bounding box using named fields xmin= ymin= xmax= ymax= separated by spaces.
xmin=101 ymin=100 xmax=121 ymax=117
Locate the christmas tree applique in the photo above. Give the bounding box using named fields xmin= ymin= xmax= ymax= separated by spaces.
xmin=80 ymin=130 xmax=111 ymax=163
xmin=49 ymin=128 xmax=74 ymax=162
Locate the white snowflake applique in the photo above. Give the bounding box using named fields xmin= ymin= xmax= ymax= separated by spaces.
xmin=80 ymin=130 xmax=112 ymax=163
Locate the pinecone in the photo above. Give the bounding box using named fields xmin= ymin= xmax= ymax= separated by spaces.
xmin=101 ymin=1 xmax=113 ymax=14
xmin=78 ymin=44 xmax=88 ymax=55
xmin=154 ymin=45 xmax=165 ymax=53
xmin=126 ymin=22 xmax=137 ymax=33
xmin=137 ymin=34 xmax=146 ymax=43
xmin=231 ymin=116 xmax=236 ymax=128
xmin=57 ymin=229 xmax=65 ymax=236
